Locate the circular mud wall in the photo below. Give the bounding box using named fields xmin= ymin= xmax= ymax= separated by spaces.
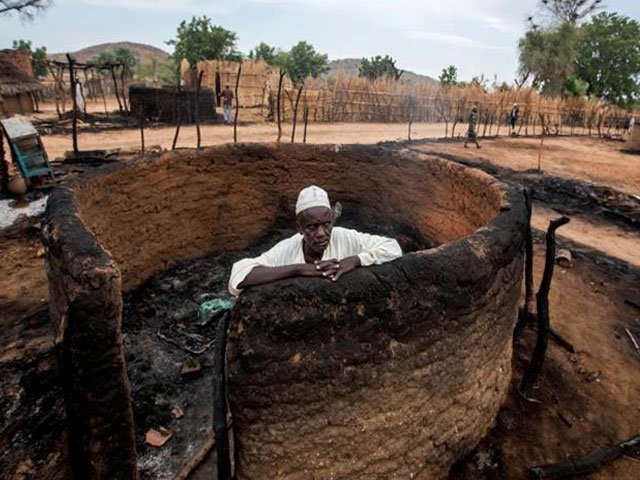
xmin=53 ymin=143 xmax=526 ymax=479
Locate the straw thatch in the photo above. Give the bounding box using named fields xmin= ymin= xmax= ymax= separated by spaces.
xmin=181 ymin=59 xmax=270 ymax=108
xmin=0 ymin=51 xmax=43 ymax=96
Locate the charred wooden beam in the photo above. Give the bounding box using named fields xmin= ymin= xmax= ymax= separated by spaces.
xmin=528 ymin=433 xmax=640 ymax=479
xmin=519 ymin=216 xmax=570 ymax=399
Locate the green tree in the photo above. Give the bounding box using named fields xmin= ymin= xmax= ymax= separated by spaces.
xmin=248 ymin=42 xmax=277 ymax=64
xmin=281 ymin=41 xmax=328 ymax=143
xmin=563 ymin=75 xmax=588 ymax=97
xmin=284 ymin=41 xmax=329 ymax=86
xmin=575 ymin=12 xmax=640 ymax=108
xmin=438 ymin=65 xmax=458 ymax=86
xmin=517 ymin=22 xmax=578 ymax=96
xmin=358 ymin=55 xmax=403 ymax=81
xmin=11 ymin=39 xmax=47 ymax=77
xmin=167 ymin=16 xmax=241 ymax=71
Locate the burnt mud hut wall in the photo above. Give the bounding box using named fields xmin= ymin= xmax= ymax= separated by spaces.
xmin=129 ymin=85 xmax=216 ymax=123
xmin=44 ymin=144 xmax=526 ymax=479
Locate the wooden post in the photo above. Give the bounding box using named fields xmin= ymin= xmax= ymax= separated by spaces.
xmin=67 ymin=54 xmax=79 ymax=155
xmin=513 ymin=187 xmax=534 ymax=342
xmin=139 ymin=107 xmax=145 ymax=153
xmin=120 ymin=63 xmax=129 ymax=113
xmin=291 ymin=84 xmax=304 ymax=143
xmin=110 ymin=65 xmax=123 ymax=113
xmin=82 ymin=68 xmax=94 ymax=102
xmin=276 ymin=69 xmax=285 ymax=142
xmin=519 ymin=216 xmax=570 ymax=400
xmin=537 ymin=133 xmax=545 ymax=171
xmin=233 ymin=63 xmax=242 ymax=143
xmin=99 ymin=71 xmax=109 ymax=117
xmin=302 ymin=103 xmax=309 ymax=144
xmin=195 ymin=70 xmax=203 ymax=149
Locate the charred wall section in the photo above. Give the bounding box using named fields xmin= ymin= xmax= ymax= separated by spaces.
xmin=42 ymin=189 xmax=138 ymax=480
xmin=228 ymin=197 xmax=525 ymax=479
xmin=44 ymin=143 xmax=526 ymax=479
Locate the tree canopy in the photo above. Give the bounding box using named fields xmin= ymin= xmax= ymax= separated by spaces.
xmin=438 ymin=65 xmax=458 ymax=86
xmin=282 ymin=41 xmax=328 ymax=86
xmin=91 ymin=47 xmax=137 ymax=71
xmin=535 ymin=0 xmax=603 ymax=25
xmin=357 ymin=55 xmax=403 ymax=81
xmin=167 ymin=16 xmax=242 ymax=70
xmin=11 ymin=39 xmax=47 ymax=77
xmin=517 ymin=22 xmax=578 ymax=96
xmin=0 ymin=0 xmax=50 ymax=20
xmin=575 ymin=12 xmax=640 ymax=108
xmin=248 ymin=42 xmax=277 ymax=65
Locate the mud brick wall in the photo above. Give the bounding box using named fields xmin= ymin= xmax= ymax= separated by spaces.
xmin=45 ymin=144 xmax=526 ymax=479
xmin=228 ymin=209 xmax=525 ymax=479
xmin=43 ymin=189 xmax=138 ymax=480
xmin=72 ymin=144 xmax=503 ymax=292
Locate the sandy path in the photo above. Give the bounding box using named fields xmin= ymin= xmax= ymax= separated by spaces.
xmin=40 ymin=122 xmax=452 ymax=160
xmin=532 ymin=203 xmax=640 ymax=268
xmin=429 ymin=137 xmax=640 ymax=197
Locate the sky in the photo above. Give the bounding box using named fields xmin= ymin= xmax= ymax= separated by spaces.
xmin=1 ymin=0 xmax=639 ymax=82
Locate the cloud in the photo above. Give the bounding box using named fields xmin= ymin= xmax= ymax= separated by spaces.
xmin=405 ymin=31 xmax=511 ymax=51
xmin=480 ymin=15 xmax=514 ymax=33
xmin=74 ymin=0 xmax=230 ymax=13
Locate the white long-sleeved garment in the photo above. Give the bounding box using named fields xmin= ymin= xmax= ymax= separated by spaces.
xmin=228 ymin=226 xmax=402 ymax=296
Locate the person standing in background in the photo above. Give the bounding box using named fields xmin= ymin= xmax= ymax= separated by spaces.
xmin=219 ymin=84 xmax=234 ymax=125
xmin=464 ymin=106 xmax=481 ymax=149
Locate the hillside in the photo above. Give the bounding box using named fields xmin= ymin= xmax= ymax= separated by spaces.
xmin=327 ymin=58 xmax=438 ymax=86
xmin=49 ymin=41 xmax=170 ymax=64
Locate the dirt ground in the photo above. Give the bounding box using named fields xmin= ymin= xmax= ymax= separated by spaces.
xmin=1 ymin=107 xmax=639 ymax=479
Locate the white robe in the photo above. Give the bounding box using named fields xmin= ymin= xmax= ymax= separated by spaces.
xmin=228 ymin=226 xmax=402 ymax=296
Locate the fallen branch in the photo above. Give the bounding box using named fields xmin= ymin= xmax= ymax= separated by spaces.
xmin=528 ymin=433 xmax=640 ymax=479
xmin=519 ymin=216 xmax=570 ymax=400
xmin=624 ymin=299 xmax=640 ymax=311
xmin=549 ymin=328 xmax=575 ymax=353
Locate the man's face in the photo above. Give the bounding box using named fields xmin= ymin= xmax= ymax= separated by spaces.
xmin=297 ymin=207 xmax=333 ymax=256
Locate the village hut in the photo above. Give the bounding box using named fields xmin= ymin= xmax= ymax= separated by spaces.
xmin=0 ymin=50 xmax=43 ymax=117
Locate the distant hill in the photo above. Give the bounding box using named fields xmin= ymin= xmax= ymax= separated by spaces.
xmin=327 ymin=58 xmax=439 ymax=86
xmin=49 ymin=41 xmax=170 ymax=65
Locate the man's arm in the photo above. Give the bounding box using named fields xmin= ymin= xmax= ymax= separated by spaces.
xmin=238 ymin=260 xmax=339 ymax=289
xmin=350 ymin=231 xmax=403 ymax=267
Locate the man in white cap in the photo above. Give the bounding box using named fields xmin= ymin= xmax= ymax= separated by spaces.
xmin=228 ymin=185 xmax=402 ymax=296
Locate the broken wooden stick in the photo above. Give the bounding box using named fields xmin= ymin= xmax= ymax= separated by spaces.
xmin=514 ymin=187 xmax=534 ymax=343
xmin=549 ymin=328 xmax=575 ymax=353
xmin=528 ymin=433 xmax=640 ymax=479
xmin=519 ymin=216 xmax=570 ymax=400
xmin=624 ymin=328 xmax=640 ymax=359
xmin=172 ymin=419 xmax=235 ymax=480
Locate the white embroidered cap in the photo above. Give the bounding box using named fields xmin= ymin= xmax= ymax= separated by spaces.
xmin=295 ymin=185 xmax=331 ymax=214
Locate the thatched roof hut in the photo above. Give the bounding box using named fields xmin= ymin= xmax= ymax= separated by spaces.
xmin=0 ymin=50 xmax=42 ymax=117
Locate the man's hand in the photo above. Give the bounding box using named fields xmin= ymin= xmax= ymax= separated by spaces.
xmin=328 ymin=256 xmax=361 ymax=282
xmin=299 ymin=259 xmax=340 ymax=277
